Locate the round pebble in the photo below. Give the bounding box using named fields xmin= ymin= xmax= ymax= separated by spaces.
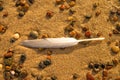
xmin=13 ymin=33 xmax=20 ymax=40
xmin=39 ymin=61 xmax=46 ymax=69
xmin=111 ymin=45 xmax=120 ymax=53
xmin=4 ymin=52 xmax=13 ymax=58
xmin=10 ymin=70 xmax=15 ymax=75
xmin=69 ymin=1 xmax=76 ymax=7
xmin=19 ymin=54 xmax=26 ymax=64
xmin=19 ymin=11 xmax=25 ymax=17
xmin=85 ymin=31 xmax=91 ymax=38
xmin=30 ymin=31 xmax=39 ymax=39
xmin=0 ymin=64 xmax=3 ymax=71
xmin=43 ymin=59 xmax=51 ymax=66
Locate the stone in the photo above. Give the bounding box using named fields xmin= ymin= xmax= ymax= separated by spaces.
xmin=4 ymin=52 xmax=13 ymax=58
xmin=19 ymin=54 xmax=26 ymax=64
xmin=72 ymin=73 xmax=79 ymax=79
xmin=111 ymin=45 xmax=120 ymax=53
xmin=43 ymin=59 xmax=51 ymax=66
xmin=4 ymin=58 xmax=13 ymax=66
xmin=102 ymin=70 xmax=108 ymax=77
xmin=85 ymin=31 xmax=91 ymax=38
xmin=28 ymin=0 xmax=34 ymax=4
xmin=39 ymin=61 xmax=46 ymax=69
xmin=0 ymin=6 xmax=3 ymax=11
xmin=116 ymin=23 xmax=120 ymax=31
xmin=86 ymin=72 xmax=95 ymax=80
xmin=13 ymin=33 xmax=20 ymax=40
xmin=69 ymin=1 xmax=76 ymax=7
xmin=20 ymin=70 xmax=28 ymax=78
xmin=29 ymin=31 xmax=39 ymax=39
xmin=19 ymin=11 xmax=25 ymax=17
xmin=0 ymin=64 xmax=3 ymax=71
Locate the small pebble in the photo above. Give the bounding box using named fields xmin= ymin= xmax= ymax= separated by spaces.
xmin=69 ymin=1 xmax=76 ymax=7
xmin=19 ymin=11 xmax=25 ymax=17
xmin=3 ymin=11 xmax=8 ymax=17
xmin=0 ymin=6 xmax=3 ymax=11
xmin=4 ymin=58 xmax=13 ymax=66
xmin=116 ymin=23 xmax=120 ymax=31
xmin=112 ymin=15 xmax=118 ymax=22
xmin=4 ymin=52 xmax=13 ymax=58
xmin=113 ymin=29 xmax=120 ymax=34
xmin=55 ymin=0 xmax=62 ymax=4
xmin=109 ymin=33 xmax=112 ymax=37
xmin=85 ymin=31 xmax=91 ymax=38
xmin=112 ymin=58 xmax=119 ymax=66
xmin=95 ymin=10 xmax=101 ymax=16
xmin=41 ymin=34 xmax=49 ymax=38
xmin=59 ymin=4 xmax=66 ymax=10
xmin=117 ymin=9 xmax=120 ymax=15
xmin=28 ymin=0 xmax=34 ymax=4
xmin=111 ymin=45 xmax=120 ymax=53
xmin=88 ymin=62 xmax=94 ymax=69
xmin=102 ymin=70 xmax=108 ymax=77
xmin=69 ymin=30 xmax=77 ymax=37
xmin=96 ymin=32 xmax=102 ymax=37
xmin=86 ymin=72 xmax=95 ymax=80
xmin=110 ymin=8 xmax=117 ymax=14
xmin=67 ymin=16 xmax=74 ymax=21
xmin=10 ymin=70 xmax=15 ymax=75
xmin=81 ymin=26 xmax=89 ymax=32
xmin=100 ymin=64 xmax=106 ymax=69
xmin=46 ymin=10 xmax=54 ymax=18
xmin=19 ymin=54 xmax=26 ymax=64
xmin=29 ymin=31 xmax=39 ymax=39
xmin=22 ymin=3 xmax=30 ymax=12
xmin=72 ymin=73 xmax=79 ymax=79
xmin=5 ymin=66 xmax=11 ymax=71
xmin=0 ymin=64 xmax=3 ymax=71
xmin=20 ymin=70 xmax=28 ymax=78
xmin=93 ymin=3 xmax=98 ymax=9
xmin=69 ymin=8 xmax=76 ymax=15
xmin=4 ymin=71 xmax=11 ymax=80
xmin=13 ymin=33 xmax=20 ymax=40
xmin=85 ymin=14 xmax=92 ymax=19
xmin=43 ymin=59 xmax=51 ymax=66
xmin=39 ymin=61 xmax=46 ymax=69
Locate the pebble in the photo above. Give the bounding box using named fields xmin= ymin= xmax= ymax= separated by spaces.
xmin=69 ymin=8 xmax=76 ymax=15
xmin=22 ymin=4 xmax=30 ymax=12
xmin=86 ymin=72 xmax=95 ymax=80
xmin=28 ymin=0 xmax=34 ymax=4
xmin=96 ymin=32 xmax=102 ymax=37
xmin=4 ymin=52 xmax=13 ymax=58
xmin=69 ymin=30 xmax=77 ymax=37
xmin=85 ymin=14 xmax=92 ymax=19
xmin=88 ymin=62 xmax=94 ymax=69
xmin=3 ymin=11 xmax=8 ymax=17
xmin=4 ymin=71 xmax=11 ymax=80
xmin=46 ymin=10 xmax=54 ymax=18
xmin=111 ymin=45 xmax=120 ymax=53
xmin=0 ymin=6 xmax=3 ymax=11
xmin=64 ymin=26 xmax=74 ymax=32
xmin=112 ymin=15 xmax=118 ymax=22
xmin=19 ymin=54 xmax=26 ymax=64
xmin=102 ymin=70 xmax=108 ymax=77
xmin=39 ymin=61 xmax=46 ymax=69
xmin=85 ymin=31 xmax=91 ymax=38
xmin=116 ymin=23 xmax=120 ymax=31
xmin=29 ymin=31 xmax=39 ymax=39
xmin=82 ymin=26 xmax=89 ymax=32
xmin=112 ymin=58 xmax=119 ymax=66
xmin=110 ymin=8 xmax=117 ymax=14
xmin=4 ymin=58 xmax=13 ymax=66
xmin=93 ymin=3 xmax=99 ymax=9
xmin=41 ymin=34 xmax=49 ymax=38
xmin=56 ymin=0 xmax=62 ymax=4
xmin=5 ymin=66 xmax=11 ymax=71
xmin=10 ymin=70 xmax=15 ymax=75
xmin=69 ymin=1 xmax=76 ymax=7
xmin=67 ymin=16 xmax=74 ymax=21
xmin=100 ymin=64 xmax=106 ymax=69
xmin=20 ymin=70 xmax=28 ymax=78
xmin=36 ymin=75 xmax=43 ymax=80
xmin=95 ymin=10 xmax=101 ymax=16
xmin=13 ymin=33 xmax=20 ymax=40
xmin=0 ymin=64 xmax=3 ymax=71
xmin=72 ymin=73 xmax=79 ymax=79
xmin=0 ymin=24 xmax=6 ymax=33
xmin=59 ymin=4 xmax=66 ymax=10
xmin=43 ymin=59 xmax=51 ymax=66
xmin=113 ymin=29 xmax=120 ymax=34
xmin=70 ymin=20 xmax=76 ymax=26
xmin=19 ymin=11 xmax=25 ymax=17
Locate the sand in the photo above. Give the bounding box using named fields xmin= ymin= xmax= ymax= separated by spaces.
xmin=1 ymin=0 xmax=120 ymax=80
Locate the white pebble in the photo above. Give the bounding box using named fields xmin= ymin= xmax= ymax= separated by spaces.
xmin=10 ymin=70 xmax=15 ymax=75
xmin=13 ymin=33 xmax=20 ymax=39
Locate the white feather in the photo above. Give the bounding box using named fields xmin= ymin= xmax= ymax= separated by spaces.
xmin=21 ymin=37 xmax=105 ymax=48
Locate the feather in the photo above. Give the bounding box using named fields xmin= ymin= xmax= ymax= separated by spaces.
xmin=20 ymin=37 xmax=105 ymax=48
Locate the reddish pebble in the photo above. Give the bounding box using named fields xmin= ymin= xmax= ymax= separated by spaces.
xmin=109 ymin=33 xmax=112 ymax=37
xmin=46 ymin=10 xmax=54 ymax=18
xmin=4 ymin=52 xmax=13 ymax=58
xmin=102 ymin=70 xmax=108 ymax=77
xmin=86 ymin=72 xmax=95 ymax=80
xmin=59 ymin=4 xmax=66 ymax=10
xmin=85 ymin=31 xmax=91 ymax=38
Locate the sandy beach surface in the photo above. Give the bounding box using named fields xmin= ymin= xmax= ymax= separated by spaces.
xmin=1 ymin=0 xmax=120 ymax=80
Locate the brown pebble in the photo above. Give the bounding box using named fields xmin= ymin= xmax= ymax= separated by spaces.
xmin=105 ymin=65 xmax=113 ymax=70
xmin=113 ymin=29 xmax=120 ymax=34
xmin=19 ymin=0 xmax=27 ymax=6
xmin=110 ymin=8 xmax=117 ymax=14
xmin=69 ymin=30 xmax=77 ymax=37
xmin=46 ymin=55 xmax=51 ymax=60
xmin=5 ymin=66 xmax=11 ymax=71
xmin=59 ymin=4 xmax=66 ymax=10
xmin=46 ymin=10 xmax=54 ymax=18
xmin=102 ymin=70 xmax=108 ymax=77
xmin=95 ymin=10 xmax=101 ymax=16
xmin=112 ymin=58 xmax=119 ymax=66
xmin=112 ymin=15 xmax=118 ymax=22
xmin=85 ymin=31 xmax=91 ymax=38
xmin=3 ymin=11 xmax=8 ymax=17
xmin=4 ymin=52 xmax=13 ymax=58
xmin=86 ymin=72 xmax=95 ymax=80
xmin=109 ymin=33 xmax=112 ymax=37
xmin=97 ymin=32 xmax=102 ymax=37
xmin=82 ymin=26 xmax=89 ymax=32
xmin=69 ymin=1 xmax=76 ymax=7
xmin=56 ymin=0 xmax=62 ymax=4
xmin=75 ymin=32 xmax=81 ymax=39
